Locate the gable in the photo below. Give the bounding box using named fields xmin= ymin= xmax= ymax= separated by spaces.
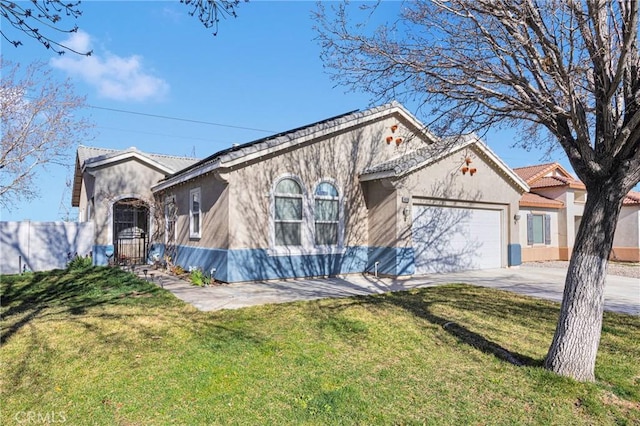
xmin=514 ymin=162 xmax=583 ymax=190
xmin=360 ymin=135 xmax=529 ymax=194
xmin=396 ymin=141 xmax=529 ymax=204
xmin=72 ymin=145 xmax=198 ymax=207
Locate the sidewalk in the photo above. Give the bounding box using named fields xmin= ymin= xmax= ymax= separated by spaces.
xmin=137 ymin=266 xmax=639 ymax=315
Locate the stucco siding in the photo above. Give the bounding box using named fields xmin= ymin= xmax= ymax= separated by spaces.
xmin=612 ymin=206 xmax=640 ymax=262
xmin=167 ymin=174 xmax=229 ymax=249
xmin=518 ymin=208 xmax=561 ymax=262
xmin=225 ymin=114 xmax=431 ymax=251
xmin=90 ymin=158 xmax=166 ymax=246
xmin=614 ymin=206 xmax=640 ymax=247
xmin=363 ymin=180 xmax=398 ymax=248
xmin=78 ymin=174 xmax=95 ymax=222
xmin=0 ymin=221 xmax=94 ymax=274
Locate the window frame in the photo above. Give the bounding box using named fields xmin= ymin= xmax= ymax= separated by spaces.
xmin=313 ymin=181 xmax=341 ymax=247
xmin=273 ymin=176 xmax=304 ymax=248
xmin=189 ymin=188 xmax=201 ymax=239
xmin=269 ymin=175 xmax=345 ymax=256
xmin=526 ymin=213 xmax=551 ymax=246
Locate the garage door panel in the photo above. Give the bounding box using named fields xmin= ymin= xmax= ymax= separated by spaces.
xmin=412 ymin=205 xmax=501 ymax=274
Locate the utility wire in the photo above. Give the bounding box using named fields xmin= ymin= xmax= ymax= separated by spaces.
xmin=87 ymin=104 xmax=276 ymax=134
xmin=96 ymin=125 xmax=227 ymax=143
xmin=22 ymin=93 xmax=277 ymax=134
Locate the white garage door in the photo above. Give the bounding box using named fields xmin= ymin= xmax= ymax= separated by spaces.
xmin=412 ymin=205 xmax=502 ymax=274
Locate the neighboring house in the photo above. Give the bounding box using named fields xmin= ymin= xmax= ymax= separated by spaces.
xmin=73 ymin=102 xmax=530 ymax=282
xmin=514 ymin=162 xmax=640 ymax=262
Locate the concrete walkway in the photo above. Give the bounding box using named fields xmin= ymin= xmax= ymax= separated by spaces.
xmin=142 ymin=266 xmax=639 ymax=315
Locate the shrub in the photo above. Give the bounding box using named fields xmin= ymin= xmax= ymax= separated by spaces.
xmin=67 ymin=255 xmax=93 ymax=271
xmin=189 ymin=268 xmax=210 ymax=286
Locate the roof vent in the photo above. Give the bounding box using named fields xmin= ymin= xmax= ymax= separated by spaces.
xmin=232 ymin=143 xmax=240 ymax=148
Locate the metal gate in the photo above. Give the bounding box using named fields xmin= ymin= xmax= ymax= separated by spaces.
xmin=113 ymin=199 xmax=149 ymax=265
xmin=115 ymin=233 xmax=149 ymax=265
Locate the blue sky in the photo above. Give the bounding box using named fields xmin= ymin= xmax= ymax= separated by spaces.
xmin=2 ymin=1 xmax=576 ymax=222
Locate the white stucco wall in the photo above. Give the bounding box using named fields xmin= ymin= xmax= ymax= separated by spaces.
xmin=614 ymin=205 xmax=640 ymax=247
xmin=0 ymin=221 xmax=95 ymax=274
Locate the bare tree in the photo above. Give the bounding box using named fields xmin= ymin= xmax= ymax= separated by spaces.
xmin=1 ymin=0 xmax=90 ymax=55
xmin=0 ymin=58 xmax=92 ymax=211
xmin=316 ymin=0 xmax=640 ymax=382
xmin=1 ymin=0 xmax=243 ymax=56
xmin=180 ymin=0 xmax=244 ymax=36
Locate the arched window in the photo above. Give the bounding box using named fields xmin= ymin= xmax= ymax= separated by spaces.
xmin=274 ymin=178 xmax=303 ymax=246
xmin=314 ymin=182 xmax=339 ymax=246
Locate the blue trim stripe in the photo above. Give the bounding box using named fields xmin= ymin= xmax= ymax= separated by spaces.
xmin=367 ymin=246 xmax=415 ymax=276
xmin=175 ymin=245 xmax=370 ymax=283
xmin=176 ymin=245 xmax=228 ymax=281
xmin=93 ymin=245 xmax=110 ymax=266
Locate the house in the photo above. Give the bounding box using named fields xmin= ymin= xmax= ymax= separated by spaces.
xmin=514 ymin=162 xmax=640 ymax=262
xmin=72 ymin=146 xmax=199 ymax=265
xmin=73 ymin=102 xmax=530 ymax=282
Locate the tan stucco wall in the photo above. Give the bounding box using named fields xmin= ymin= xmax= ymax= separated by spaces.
xmin=363 ymin=180 xmax=398 ymax=247
xmin=78 ymin=173 xmax=95 ymax=222
xmin=224 ymin=114 xmax=432 ymax=250
xmin=610 ymin=247 xmax=640 ymax=262
xmin=89 ymin=158 xmax=166 ymax=246
xmin=522 ymin=246 xmax=562 ymax=262
xmin=161 ymin=174 xmax=229 ymax=249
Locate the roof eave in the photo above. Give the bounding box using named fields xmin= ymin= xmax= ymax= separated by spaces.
xmin=85 ymin=151 xmax=174 ymax=175
xmin=359 ymin=170 xmax=396 ymax=182
xmin=519 ymin=201 xmax=564 ymax=209
xmin=151 ymin=160 xmax=222 ymax=193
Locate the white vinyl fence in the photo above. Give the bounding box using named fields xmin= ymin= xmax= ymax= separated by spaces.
xmin=0 ymin=221 xmax=95 ymax=274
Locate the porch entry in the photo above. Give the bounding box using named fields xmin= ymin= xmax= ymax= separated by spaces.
xmin=113 ymin=198 xmax=149 ymax=265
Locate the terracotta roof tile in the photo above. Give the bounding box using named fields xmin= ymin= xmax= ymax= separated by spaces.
xmin=513 ymin=163 xmax=557 ymax=182
xmin=624 ymin=191 xmax=640 ymax=206
xmin=514 ymin=162 xmax=586 ymax=190
xmin=519 ymin=192 xmax=564 ymax=208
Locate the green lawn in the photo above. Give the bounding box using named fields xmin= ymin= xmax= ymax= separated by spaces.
xmin=1 ymin=267 xmax=639 ymax=425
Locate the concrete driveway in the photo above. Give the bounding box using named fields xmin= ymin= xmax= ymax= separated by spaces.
xmin=151 ymin=266 xmax=639 ymax=315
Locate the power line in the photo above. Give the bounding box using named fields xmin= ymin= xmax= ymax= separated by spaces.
xmin=22 ymin=93 xmax=277 ymax=134
xmin=87 ymin=105 xmax=276 ymax=134
xmin=96 ymin=125 xmax=227 ymax=143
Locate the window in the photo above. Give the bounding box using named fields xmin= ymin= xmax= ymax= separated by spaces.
xmin=165 ymin=196 xmax=177 ymax=245
xmin=190 ymin=188 xmax=201 ymax=239
xmin=527 ymin=214 xmax=551 ymax=245
xmin=314 ymin=182 xmax=339 ymax=246
xmin=274 ymin=178 xmax=303 ymax=246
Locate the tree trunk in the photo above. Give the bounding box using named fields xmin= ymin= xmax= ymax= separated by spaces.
xmin=544 ymin=183 xmax=627 ymax=382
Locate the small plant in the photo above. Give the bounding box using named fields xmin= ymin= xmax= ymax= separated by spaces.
xmin=189 ymin=268 xmax=210 ymax=287
xmin=171 ymin=265 xmax=185 ymax=276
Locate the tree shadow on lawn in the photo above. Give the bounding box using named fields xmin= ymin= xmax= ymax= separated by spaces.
xmin=2 ymin=268 xmax=269 ymax=395
xmin=0 ymin=267 xmax=175 ymax=344
xmin=325 ymin=284 xmax=555 ymax=368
